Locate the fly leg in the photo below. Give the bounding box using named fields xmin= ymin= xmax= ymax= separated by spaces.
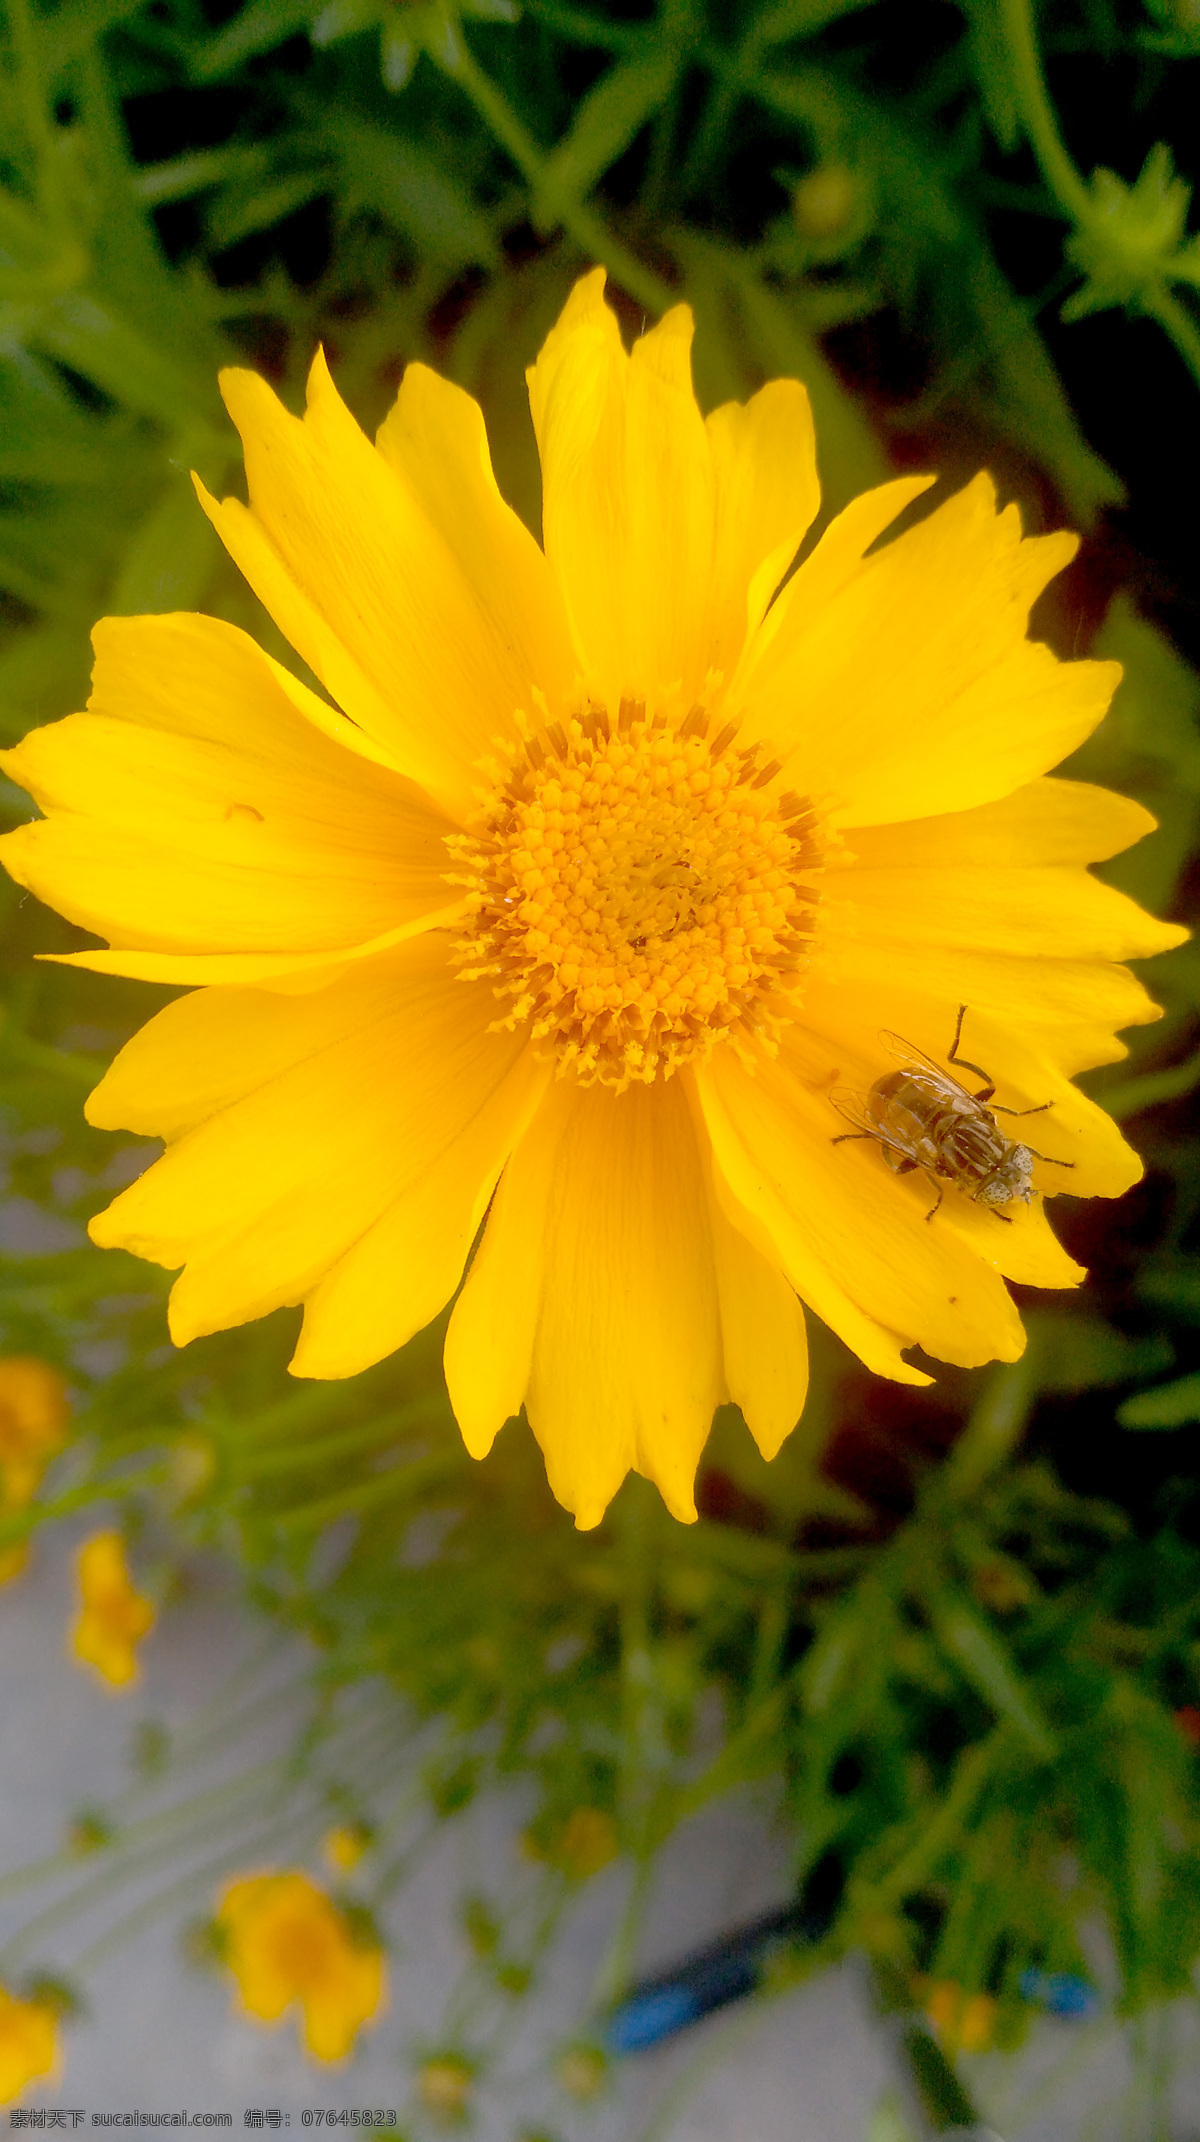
xmin=923 ymin=1173 xmax=944 ymax=1223
xmin=949 ymin=1006 xmax=1057 ymax=1120
xmin=1025 ymin=1150 xmax=1075 ymax=1168
xmin=945 ymin=1002 xmax=995 ymax=1101
xmin=831 ymin=1131 xmax=874 ymax=1146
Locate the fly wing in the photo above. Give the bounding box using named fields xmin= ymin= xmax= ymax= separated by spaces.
xmin=829 ymin=1086 xmax=876 ymax=1135
xmin=829 ymin=1086 xmax=921 ymax=1166
xmin=878 ymin=1028 xmax=969 ymax=1097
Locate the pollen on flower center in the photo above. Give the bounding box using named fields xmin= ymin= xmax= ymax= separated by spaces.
xmin=449 ymin=697 xmax=823 ymax=1087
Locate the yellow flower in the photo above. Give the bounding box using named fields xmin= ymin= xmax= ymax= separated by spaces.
xmin=524 ymin=1805 xmax=619 ymax=1878
xmin=0 ymin=1985 xmax=59 ymax=2105
xmin=322 ymin=1822 xmax=371 ymax=1873
xmin=70 ymin=1530 xmax=155 ymax=1688
xmin=556 ymin=2044 xmax=607 ymax=2100
xmin=923 ymin=1978 xmax=997 ymax=2053
xmin=417 ymin=2055 xmax=474 ymax=2121
xmin=0 ymin=1357 xmax=69 ymax=1586
xmin=0 ymin=271 xmax=1183 ymax=1529
xmin=216 ymin=1871 xmax=386 ymax=2062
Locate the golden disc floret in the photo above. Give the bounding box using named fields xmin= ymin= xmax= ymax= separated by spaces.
xmin=450 ymin=696 xmax=823 ymax=1087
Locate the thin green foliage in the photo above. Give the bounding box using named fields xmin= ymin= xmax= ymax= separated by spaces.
xmin=0 ymin=0 xmax=1198 ymax=2127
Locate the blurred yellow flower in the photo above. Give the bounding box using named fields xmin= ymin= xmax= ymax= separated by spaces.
xmin=70 ymin=1530 xmax=155 ymax=1688
xmin=0 ymin=271 xmax=1184 ymax=1528
xmin=524 ymin=1805 xmax=619 ymax=1879
xmin=216 ymin=1871 xmax=385 ymax=2062
xmin=556 ymin=2044 xmax=607 ymax=2100
xmin=322 ymin=1823 xmax=371 ymax=1873
xmin=0 ymin=1357 xmax=69 ymax=1587
xmin=417 ymin=2055 xmax=474 ymax=2121
xmin=924 ymin=1978 xmax=997 ymax=2053
xmin=0 ymin=1985 xmax=58 ymax=2106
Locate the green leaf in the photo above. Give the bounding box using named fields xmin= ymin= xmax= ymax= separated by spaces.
xmin=132 ymin=148 xmax=269 ymax=208
xmin=1024 ymin=1314 xmax=1174 ymax=1395
xmin=956 ymin=0 xmax=1021 ymax=153
xmin=32 ymin=290 xmax=218 ymax=430
xmin=1118 ymin=1373 xmax=1200 ymax=1432
xmin=751 ymin=0 xmax=877 ymax=47
xmin=537 ymin=41 xmax=682 ymax=220
xmin=206 ymin=169 xmax=329 ymax=252
xmin=192 ymin=0 xmax=318 ymax=79
xmin=310 ymin=0 xmax=377 ymax=42
xmin=926 ymin=1593 xmax=1058 ymax=1761
xmin=328 ymin=117 xmax=499 ymax=268
xmin=107 ymin=470 xmax=224 ymax=616
xmin=1140 ymin=1266 xmax=1200 ymax=1323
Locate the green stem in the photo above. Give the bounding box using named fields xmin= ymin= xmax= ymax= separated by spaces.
xmin=68 ymin=1810 xmax=324 ymax=1978
xmin=0 ymin=1767 xmax=286 ymax=1971
xmin=233 ymin=1416 xmax=416 ymax=1481
xmin=864 ymin=1730 xmax=1003 ymax=1913
xmin=0 ymin=1027 xmax=105 ymax=1088
xmin=1142 ymin=285 xmax=1200 ymax=395
xmin=4 ymin=0 xmax=61 ymax=211
xmin=266 ymin=1447 xmax=461 ymax=1533
xmin=936 ymin=1352 xmax=1043 ymax=1506
xmin=0 ymin=1466 xmax=165 ymax=1549
xmin=588 ymin=1477 xmax=667 ymax=2012
xmin=997 ymin=0 xmax=1092 ymax=223
xmin=438 ymin=36 xmax=674 ymax=317
xmin=520 ymin=0 xmax=639 ymax=49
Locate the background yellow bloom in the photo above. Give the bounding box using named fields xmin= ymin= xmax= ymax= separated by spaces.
xmin=70 ymin=1530 xmax=155 ymax=1688
xmin=0 ymin=1986 xmax=59 ymax=2106
xmin=321 ymin=1824 xmax=371 ymax=1874
xmin=216 ymin=1871 xmax=386 ymax=2062
xmin=0 ymin=1358 xmax=69 ymax=1588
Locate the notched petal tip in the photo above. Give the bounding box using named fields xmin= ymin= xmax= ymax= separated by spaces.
xmin=524 ymin=266 xmax=617 ymax=393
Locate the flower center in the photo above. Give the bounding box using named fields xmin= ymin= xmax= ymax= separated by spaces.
xmin=450 ymin=697 xmax=823 ymax=1087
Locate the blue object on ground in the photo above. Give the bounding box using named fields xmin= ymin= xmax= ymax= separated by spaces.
xmin=605 ymin=1985 xmax=702 ymax=2053
xmin=603 ymin=1856 xmax=844 ymax=2055
xmin=1018 ymin=1968 xmax=1100 ymax=2018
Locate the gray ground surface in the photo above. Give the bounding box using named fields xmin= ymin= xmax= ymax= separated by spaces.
xmin=3 ymin=1527 xmax=1200 ymax=2140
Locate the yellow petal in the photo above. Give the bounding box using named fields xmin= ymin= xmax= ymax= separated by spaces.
xmin=939 ymin=1194 xmax=1084 ymax=1290
xmin=446 ymin=1077 xmax=809 ymax=1485
xmin=704 ymin=1144 xmax=809 ymax=1461
xmin=0 ymin=1989 xmax=58 ymax=2103
xmin=527 ymin=269 xmax=715 ymax=704
xmin=442 ymin=1116 xmax=545 ymax=1464
xmin=730 ymin=472 xmax=1117 ymax=824
xmin=374 ymin=358 xmax=575 ymax=705
xmin=219 ymin=1876 xmax=297 ymax=2020
xmin=0 ymin=1356 xmax=70 ymax=1465
xmin=199 ymin=352 xmax=561 ymax=823
xmin=302 ymin=1947 xmax=385 ymax=2063
xmin=697 ymin=1037 xmax=1027 ymax=1375
xmin=43 ymin=905 xmax=468 ymax=991
xmin=794 ymin=976 xmax=1144 ymax=1200
xmin=0 ymin=613 xmax=457 ymax=959
xmin=290 ymin=1040 xmax=548 ymax=1381
xmin=838 ymin=864 xmax=1187 ymax=963
xmin=844 ymin=777 xmax=1160 ymax=869
xmin=727 ymin=472 xmax=934 ymax=702
xmin=705 ymin=378 xmax=820 ymax=684
xmin=812 ymin=934 xmax=1164 ymax=1069
xmin=71 ymin=1530 xmax=154 ymax=1688
xmin=86 ymin=942 xmax=543 ymax=1364
xmin=446 ymin=1075 xmax=724 ymax=1529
